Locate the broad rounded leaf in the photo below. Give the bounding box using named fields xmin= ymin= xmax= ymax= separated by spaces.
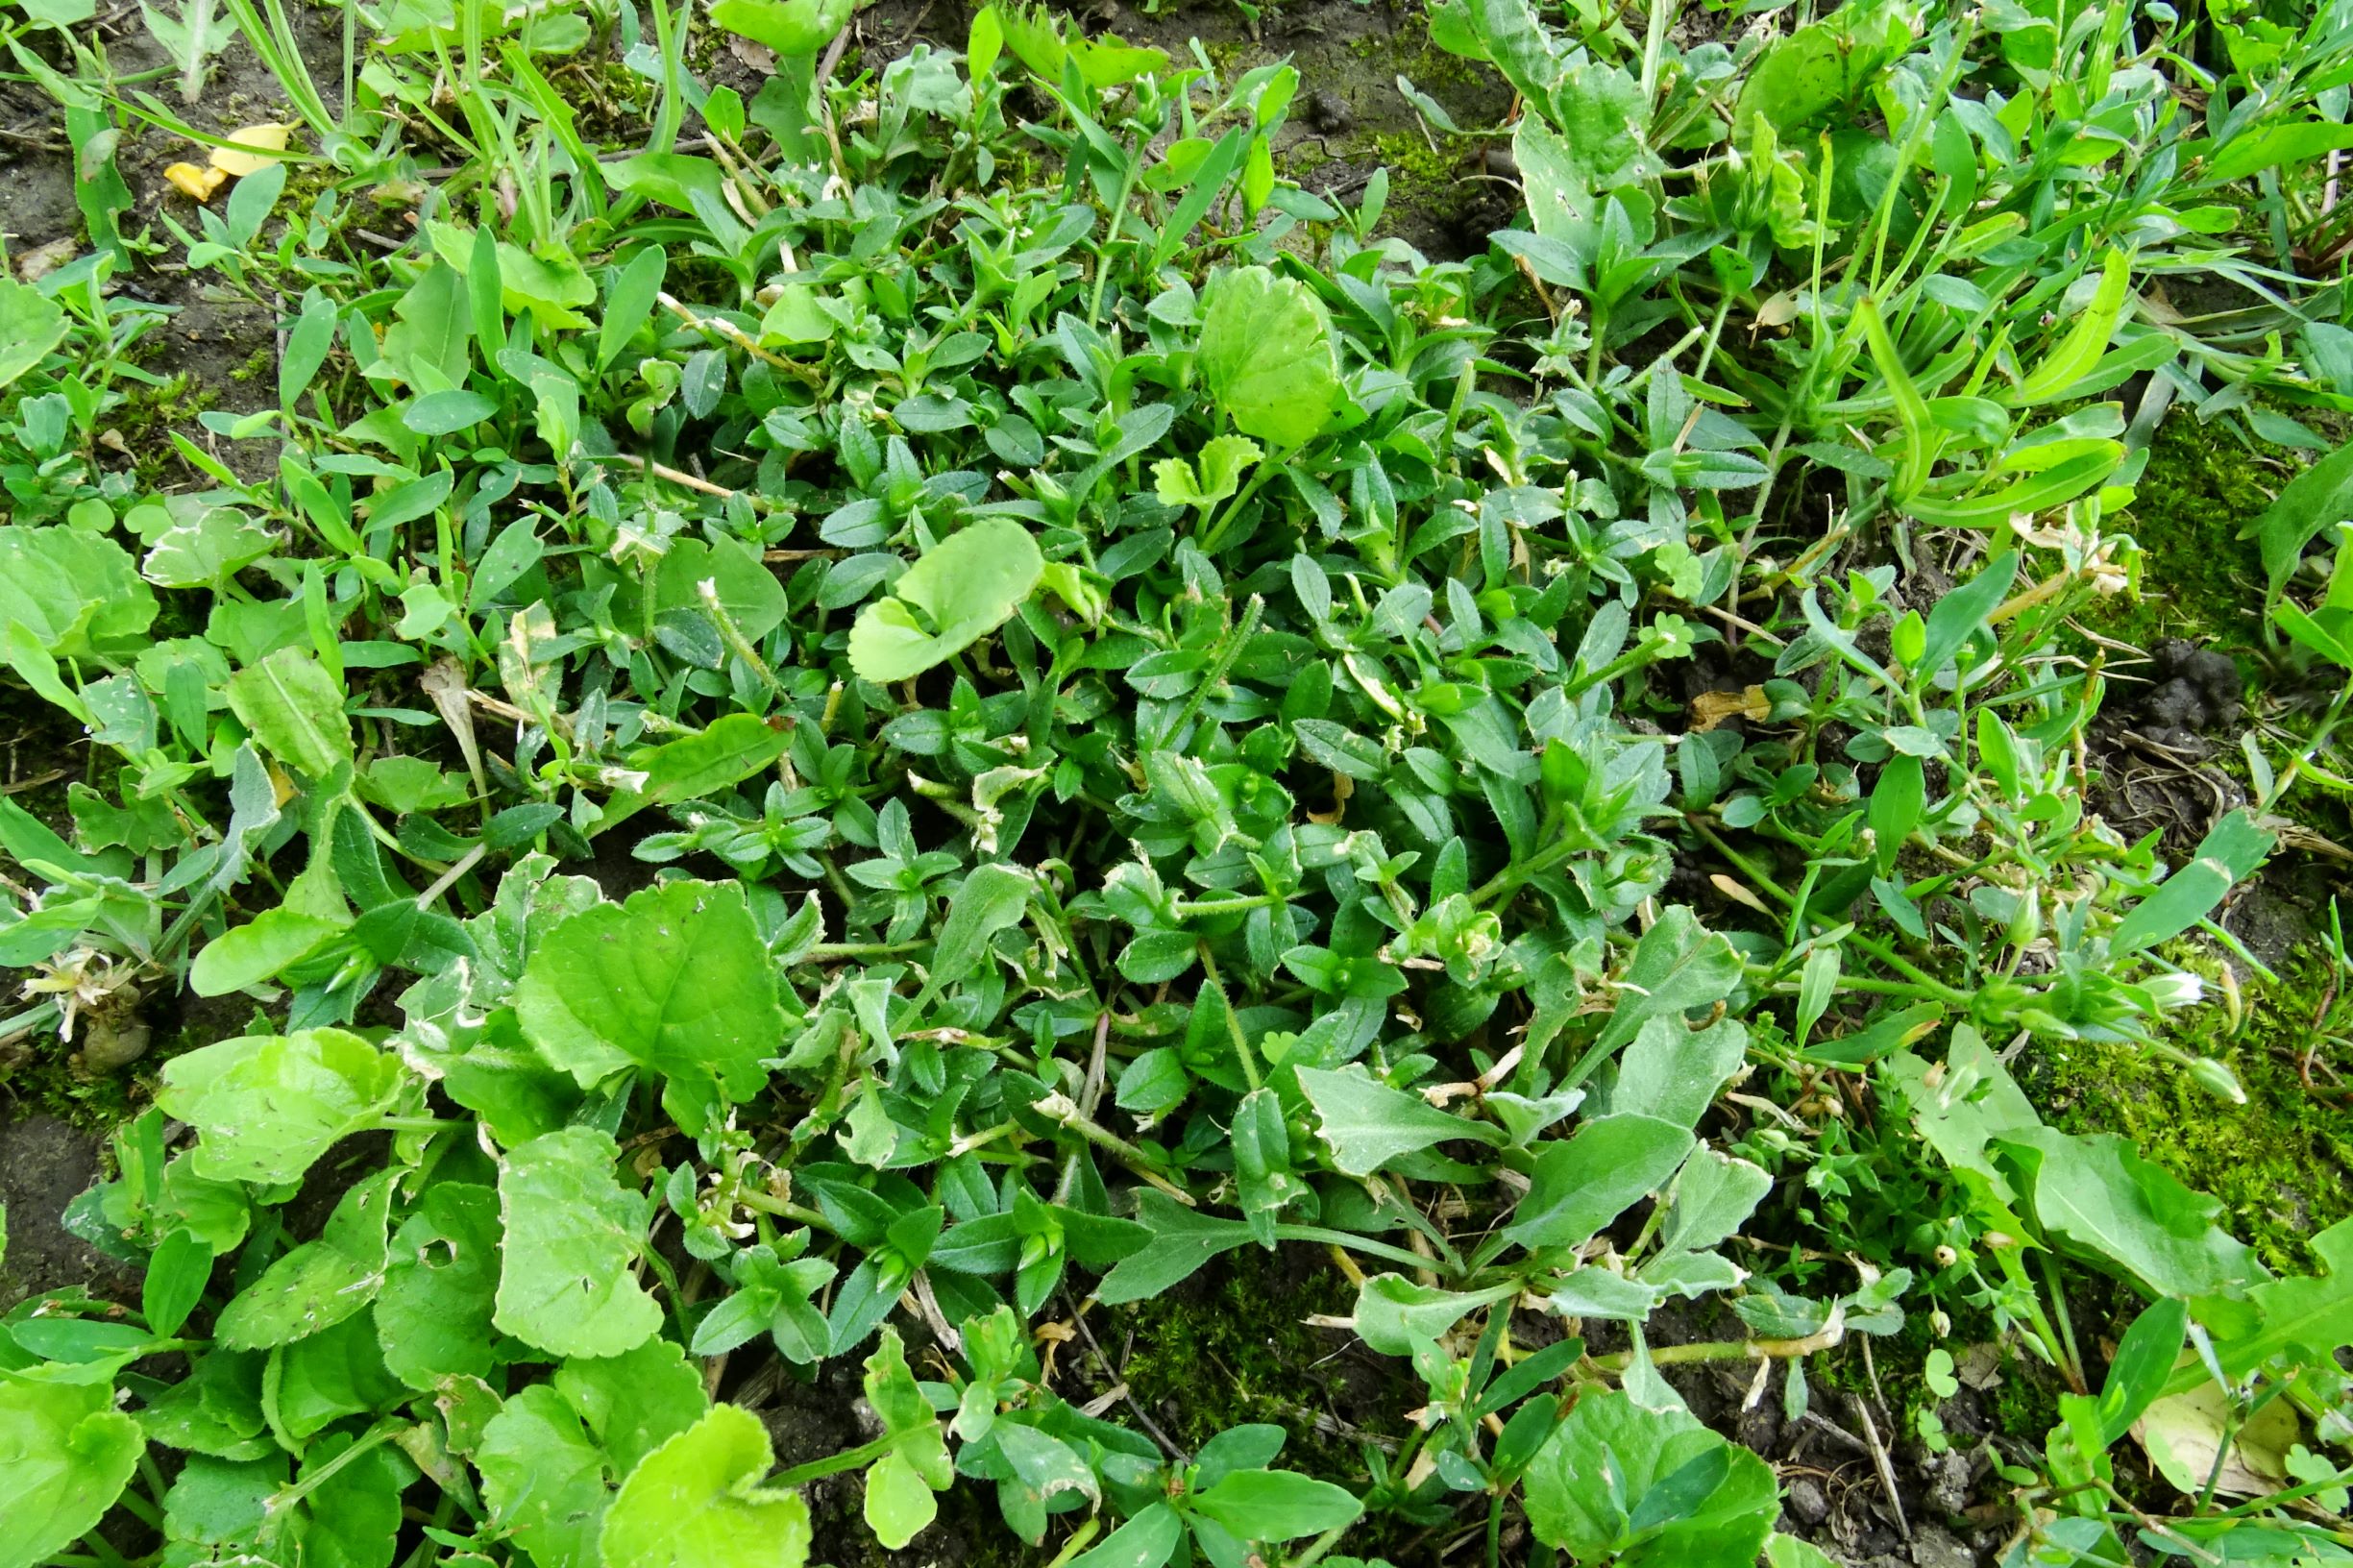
xmin=0 ymin=1380 xmax=144 ymax=1568
xmin=553 ymin=1336 xmax=709 ymax=1476
xmin=864 ymin=1448 xmax=938 ymax=1551
xmin=1524 ymin=1389 xmax=1777 ymax=1565
xmin=1198 ymin=265 xmax=1339 ymax=450
xmin=226 ymin=647 xmax=352 ymax=778
xmin=517 ymin=879 xmax=785 ymax=1132
xmin=478 ymin=1384 xmax=612 ymax=1568
xmin=493 ymin=1127 xmax=662 ymax=1360
xmin=158 ymin=1028 xmax=406 ymax=1187
xmin=0 ymin=525 xmax=158 ymax=659
xmin=708 ymin=0 xmax=848 ymax=56
xmin=0 ymin=276 xmax=68 ymax=389
xmin=600 ymin=1404 xmax=812 ymax=1568
xmin=377 ymin=1182 xmax=503 ymax=1388
xmin=847 ymin=518 xmax=1043 ymax=684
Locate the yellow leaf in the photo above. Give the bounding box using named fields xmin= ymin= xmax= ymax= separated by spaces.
xmin=209 ymin=123 xmax=291 ymax=178
xmin=163 ymin=161 xmax=228 ymax=203
xmin=1690 ymin=685 xmax=1772 ymax=732
xmin=2134 ymin=1376 xmax=2297 ymax=1499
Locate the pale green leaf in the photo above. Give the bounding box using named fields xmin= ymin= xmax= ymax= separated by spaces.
xmin=189 ymin=907 xmax=348 ymax=997
xmin=493 ymin=1127 xmax=662 ymax=1360
xmin=478 ymin=1384 xmax=611 ymax=1568
xmin=708 ymin=0 xmax=848 ymax=56
xmin=864 ymin=1449 xmax=938 ymax=1551
xmin=226 ymin=647 xmax=352 ymax=778
xmin=1655 ymin=1148 xmax=1773 ymax=1258
xmin=377 ymin=1183 xmax=503 ymax=1388
xmin=600 ymin=1405 xmax=813 ymax=1568
xmin=1296 ymin=1064 xmax=1505 ymax=1177
xmin=1198 ymin=265 xmax=1340 ymax=450
xmin=516 ymin=878 xmax=785 ymax=1132
xmin=1351 ymin=1274 xmax=1518 ymax=1356
xmin=158 ymin=1029 xmax=406 ymax=1187
xmin=0 ymin=276 xmax=68 ymax=389
xmin=0 ymin=1380 xmax=144 ymax=1568
xmin=2003 ymin=1128 xmax=2267 ymax=1302
xmin=0 ymin=526 xmax=158 ymax=659
xmin=215 ymin=1169 xmax=399 ymax=1349
xmin=554 ymin=1336 xmax=709 ymax=1476
xmin=846 ymin=518 xmax=1043 ymax=684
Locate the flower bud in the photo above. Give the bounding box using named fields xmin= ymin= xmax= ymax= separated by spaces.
xmin=2189 ymin=1056 xmax=2247 ymax=1106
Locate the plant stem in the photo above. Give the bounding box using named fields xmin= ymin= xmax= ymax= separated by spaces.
xmin=1034 ymin=1092 xmax=1196 ymax=1206
xmin=1196 ymin=944 xmax=1262 ymax=1094
xmin=772 ymin=1431 xmax=898 ymax=1488
xmin=735 ymin=1188 xmax=835 ymax=1233
xmin=1275 ymin=1224 xmax=1444 ymax=1277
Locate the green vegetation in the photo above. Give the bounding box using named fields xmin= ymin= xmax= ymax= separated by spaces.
xmin=4 ymin=0 xmax=2353 ymax=1564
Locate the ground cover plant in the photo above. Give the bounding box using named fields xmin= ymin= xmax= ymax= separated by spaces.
xmin=5 ymin=0 xmax=2353 ymax=1561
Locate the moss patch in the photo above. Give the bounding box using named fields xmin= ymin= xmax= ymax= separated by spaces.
xmin=1115 ymin=1245 xmax=1403 ymax=1464
xmin=2101 ymin=416 xmax=2294 ymax=652
xmin=2022 ymin=954 xmax=2353 ymax=1275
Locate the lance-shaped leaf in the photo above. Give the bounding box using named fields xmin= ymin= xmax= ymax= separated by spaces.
xmin=214 ymin=1169 xmax=399 ymax=1349
xmin=1353 ymin=1275 xmax=1519 ymax=1356
xmin=1504 ymin=1115 xmax=1695 ymax=1252
xmin=1297 ymin=1064 xmax=1505 ymax=1176
xmin=2000 ymin=1128 xmax=2266 ymax=1303
xmin=1094 ymin=1190 xmax=1255 ymax=1304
